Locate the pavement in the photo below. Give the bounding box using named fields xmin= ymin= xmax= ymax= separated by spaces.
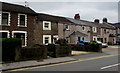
xmin=1 ymin=51 xmax=93 ymax=71
xmin=1 ymin=45 xmax=118 ymax=71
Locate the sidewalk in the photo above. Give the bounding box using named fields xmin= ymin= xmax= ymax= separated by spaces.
xmin=1 ymin=51 xmax=92 ymax=71
xmin=1 ymin=57 xmax=77 ymax=71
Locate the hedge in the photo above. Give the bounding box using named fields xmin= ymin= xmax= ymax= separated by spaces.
xmin=1 ymin=38 xmax=22 ymax=62
xmin=47 ymin=44 xmax=71 ymax=58
xmin=71 ymin=44 xmax=102 ymax=52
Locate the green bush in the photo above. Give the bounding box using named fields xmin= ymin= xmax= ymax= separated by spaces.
xmin=55 ymin=38 xmax=68 ymax=46
xmin=1 ymin=38 xmax=22 ymax=62
xmin=71 ymin=44 xmax=102 ymax=52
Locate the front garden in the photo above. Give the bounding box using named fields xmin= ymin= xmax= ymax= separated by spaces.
xmin=1 ymin=38 xmax=102 ymax=63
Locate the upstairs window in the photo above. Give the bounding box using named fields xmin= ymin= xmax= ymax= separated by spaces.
xmin=18 ymin=14 xmax=27 ymax=27
xmin=1 ymin=12 xmax=10 ymax=25
xmin=92 ymin=27 xmax=97 ymax=33
xmin=82 ymin=26 xmax=85 ymax=31
xmin=65 ymin=25 xmax=69 ymax=30
xmin=43 ymin=21 xmax=51 ymax=30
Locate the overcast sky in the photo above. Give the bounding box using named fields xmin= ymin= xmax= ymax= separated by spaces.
xmin=1 ymin=0 xmax=120 ymax=23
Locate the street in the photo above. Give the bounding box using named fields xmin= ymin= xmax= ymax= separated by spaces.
xmin=3 ymin=47 xmax=119 ymax=73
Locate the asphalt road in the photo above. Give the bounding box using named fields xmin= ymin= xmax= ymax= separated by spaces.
xmin=4 ymin=47 xmax=119 ymax=73
xmin=18 ymin=49 xmax=118 ymax=71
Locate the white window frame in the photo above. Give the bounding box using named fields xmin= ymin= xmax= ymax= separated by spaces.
xmin=0 ymin=30 xmax=10 ymax=38
xmin=81 ymin=36 xmax=86 ymax=40
xmin=65 ymin=25 xmax=69 ymax=30
xmin=43 ymin=35 xmax=51 ymax=44
xmin=1 ymin=12 xmax=10 ymax=26
xmin=53 ymin=35 xmax=58 ymax=44
xmin=12 ymin=31 xmax=27 ymax=47
xmin=18 ymin=14 xmax=27 ymax=27
xmin=82 ymin=26 xmax=85 ymax=31
xmin=92 ymin=27 xmax=97 ymax=33
xmin=93 ymin=36 xmax=97 ymax=41
xmin=43 ymin=21 xmax=51 ymax=30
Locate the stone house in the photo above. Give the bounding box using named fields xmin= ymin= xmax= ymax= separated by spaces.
xmin=0 ymin=2 xmax=37 ymax=47
xmin=99 ymin=18 xmax=116 ymax=44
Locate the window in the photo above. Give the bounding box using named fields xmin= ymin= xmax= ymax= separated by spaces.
xmin=44 ymin=23 xmax=49 ymax=28
xmin=0 ymin=31 xmax=10 ymax=38
xmin=65 ymin=25 xmax=69 ymax=30
xmin=81 ymin=37 xmax=85 ymax=40
xmin=92 ymin=27 xmax=97 ymax=33
xmin=1 ymin=12 xmax=10 ymax=25
xmin=53 ymin=35 xmax=58 ymax=44
xmin=43 ymin=35 xmax=51 ymax=44
xmin=43 ymin=21 xmax=51 ymax=30
xmin=82 ymin=26 xmax=85 ymax=31
xmin=93 ymin=36 xmax=97 ymax=41
xmin=18 ymin=14 xmax=27 ymax=27
xmin=104 ymin=29 xmax=107 ymax=34
xmin=45 ymin=37 xmax=49 ymax=44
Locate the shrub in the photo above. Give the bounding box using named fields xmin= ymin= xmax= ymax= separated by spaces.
xmin=1 ymin=38 xmax=22 ymax=62
xmin=70 ymin=43 xmax=102 ymax=52
xmin=55 ymin=38 xmax=68 ymax=46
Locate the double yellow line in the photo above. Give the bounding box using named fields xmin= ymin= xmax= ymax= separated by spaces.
xmin=2 ymin=54 xmax=119 ymax=72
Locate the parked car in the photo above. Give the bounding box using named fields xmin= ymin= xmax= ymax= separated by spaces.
xmin=92 ymin=41 xmax=108 ymax=48
xmin=77 ymin=40 xmax=90 ymax=45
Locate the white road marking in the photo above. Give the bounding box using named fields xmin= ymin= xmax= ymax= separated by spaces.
xmin=101 ymin=63 xmax=120 ymax=70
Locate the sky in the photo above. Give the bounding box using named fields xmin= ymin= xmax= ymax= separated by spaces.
xmin=1 ymin=0 xmax=120 ymax=23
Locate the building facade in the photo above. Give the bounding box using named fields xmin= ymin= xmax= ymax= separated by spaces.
xmin=0 ymin=2 xmax=36 ymax=47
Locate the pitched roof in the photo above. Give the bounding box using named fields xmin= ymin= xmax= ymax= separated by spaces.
xmin=113 ymin=23 xmax=120 ymax=28
xmin=99 ymin=23 xmax=116 ymax=29
xmin=66 ymin=18 xmax=101 ymax=28
xmin=37 ymin=13 xmax=74 ymax=24
xmin=1 ymin=2 xmax=36 ymax=15
xmin=67 ymin=17 xmax=115 ymax=29
xmin=70 ymin=31 xmax=88 ymax=36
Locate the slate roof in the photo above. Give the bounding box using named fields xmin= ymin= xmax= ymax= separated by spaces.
xmin=66 ymin=18 xmax=115 ymax=29
xmin=66 ymin=18 xmax=101 ymax=27
xmin=113 ymin=23 xmax=120 ymax=28
xmin=1 ymin=2 xmax=36 ymax=15
xmin=99 ymin=23 xmax=115 ymax=29
xmin=70 ymin=31 xmax=88 ymax=36
xmin=37 ymin=13 xmax=74 ymax=24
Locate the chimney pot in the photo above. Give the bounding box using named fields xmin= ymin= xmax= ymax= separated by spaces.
xmin=74 ymin=13 xmax=80 ymax=20
xmin=103 ymin=18 xmax=107 ymax=23
xmin=94 ymin=19 xmax=99 ymax=23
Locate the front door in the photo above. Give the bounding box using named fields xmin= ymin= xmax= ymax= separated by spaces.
xmin=14 ymin=33 xmax=25 ymax=46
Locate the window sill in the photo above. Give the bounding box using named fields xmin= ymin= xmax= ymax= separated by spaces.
xmin=43 ymin=29 xmax=51 ymax=30
xmin=18 ymin=25 xmax=27 ymax=27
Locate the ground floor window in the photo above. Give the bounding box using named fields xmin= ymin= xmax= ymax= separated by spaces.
xmin=0 ymin=31 xmax=9 ymax=38
xmin=12 ymin=31 xmax=27 ymax=47
xmin=93 ymin=36 xmax=97 ymax=41
xmin=43 ymin=35 xmax=51 ymax=44
xmin=81 ymin=37 xmax=85 ymax=40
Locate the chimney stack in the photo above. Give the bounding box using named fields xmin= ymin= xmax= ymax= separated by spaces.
xmin=103 ymin=17 xmax=107 ymax=23
xmin=94 ymin=19 xmax=99 ymax=23
xmin=74 ymin=13 xmax=80 ymax=20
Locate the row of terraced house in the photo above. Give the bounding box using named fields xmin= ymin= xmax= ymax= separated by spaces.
xmin=0 ymin=2 xmax=119 ymax=47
